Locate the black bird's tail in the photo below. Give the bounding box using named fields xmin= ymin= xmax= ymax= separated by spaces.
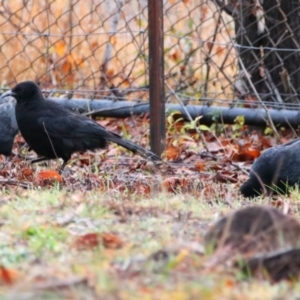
xmin=105 ymin=132 xmax=161 ymax=162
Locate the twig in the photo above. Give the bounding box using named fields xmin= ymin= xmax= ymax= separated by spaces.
xmin=237 ymin=56 xmax=281 ymax=141
xmin=34 ymin=276 xmax=87 ymax=290
xmin=0 ymin=180 xmax=30 ymax=189
xmin=100 ymin=1 xmax=123 ymax=88
xmin=200 ymin=151 xmax=249 ymax=175
xmin=203 ymin=12 xmax=222 ymax=98
xmin=229 ymin=161 xmax=250 ymax=176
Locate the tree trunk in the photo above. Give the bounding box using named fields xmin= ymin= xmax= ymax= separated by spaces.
xmin=263 ymin=0 xmax=300 ymax=102
xmin=215 ymin=0 xmax=300 ymax=104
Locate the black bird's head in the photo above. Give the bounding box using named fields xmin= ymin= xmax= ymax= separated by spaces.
xmin=1 ymin=81 xmax=43 ymax=103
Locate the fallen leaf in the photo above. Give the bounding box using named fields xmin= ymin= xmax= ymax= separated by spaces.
xmin=224 ymin=278 xmax=235 ymax=288
xmin=244 ymin=147 xmax=260 ymax=159
xmin=19 ymin=167 xmax=34 ymax=180
xmin=73 ymin=233 xmax=123 ymax=250
xmin=0 ymin=265 xmax=19 ymax=285
xmin=22 ymin=168 xmax=33 ymax=176
xmin=162 ymin=177 xmax=195 ymax=193
xmin=163 ymin=146 xmax=181 ymax=160
xmin=193 ymin=161 xmax=206 ymax=171
xmin=36 ymin=170 xmax=63 ymax=185
xmin=100 ymin=233 xmax=123 ymax=249
xmin=73 ymin=233 xmax=100 ymax=250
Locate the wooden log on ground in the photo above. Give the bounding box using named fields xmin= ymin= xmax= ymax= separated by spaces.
xmin=49 ymin=97 xmax=300 ymax=128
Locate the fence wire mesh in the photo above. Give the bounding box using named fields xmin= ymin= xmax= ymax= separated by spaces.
xmin=0 ymin=0 xmax=299 ymax=109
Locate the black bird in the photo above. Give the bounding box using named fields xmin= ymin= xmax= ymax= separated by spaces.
xmin=1 ymin=81 xmax=160 ymax=172
xmin=240 ymin=138 xmax=300 ymax=197
xmin=0 ymin=98 xmax=18 ymax=157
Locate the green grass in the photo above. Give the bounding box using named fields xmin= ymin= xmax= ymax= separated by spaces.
xmin=0 ymin=187 xmax=299 ymax=299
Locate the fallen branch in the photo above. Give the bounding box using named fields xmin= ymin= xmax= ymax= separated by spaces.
xmin=49 ymin=97 xmax=300 ymax=129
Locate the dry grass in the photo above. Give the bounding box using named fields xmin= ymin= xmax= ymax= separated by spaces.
xmin=0 ymin=187 xmax=300 ymax=299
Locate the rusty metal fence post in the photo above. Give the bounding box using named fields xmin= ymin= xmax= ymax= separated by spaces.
xmin=148 ymin=0 xmax=166 ymax=157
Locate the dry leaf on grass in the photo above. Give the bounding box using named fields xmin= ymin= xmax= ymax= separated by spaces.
xmin=73 ymin=233 xmax=123 ymax=250
xmin=0 ymin=265 xmax=19 ymax=285
xmin=18 ymin=167 xmax=34 ymax=180
xmin=162 ymin=177 xmax=190 ymax=193
xmin=163 ymin=145 xmax=182 ymax=161
xmin=35 ymin=170 xmax=63 ymax=186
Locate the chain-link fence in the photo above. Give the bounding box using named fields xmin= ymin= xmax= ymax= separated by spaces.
xmin=0 ymin=0 xmax=298 ymax=109
xmin=0 ymin=0 xmax=149 ymax=100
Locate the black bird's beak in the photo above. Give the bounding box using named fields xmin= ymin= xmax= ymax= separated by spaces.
xmin=0 ymin=90 xmax=17 ymax=99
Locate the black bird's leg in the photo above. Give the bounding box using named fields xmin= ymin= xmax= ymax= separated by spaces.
xmin=31 ymin=156 xmax=67 ymax=174
xmin=59 ymin=160 xmax=68 ymax=174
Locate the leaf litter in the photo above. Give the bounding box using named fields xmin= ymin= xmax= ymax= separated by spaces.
xmin=0 ymin=115 xmax=300 ymax=298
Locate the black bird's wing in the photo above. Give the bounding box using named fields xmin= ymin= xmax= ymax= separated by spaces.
xmin=37 ymin=113 xmax=160 ymax=161
xmin=0 ymin=102 xmax=19 ymax=156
